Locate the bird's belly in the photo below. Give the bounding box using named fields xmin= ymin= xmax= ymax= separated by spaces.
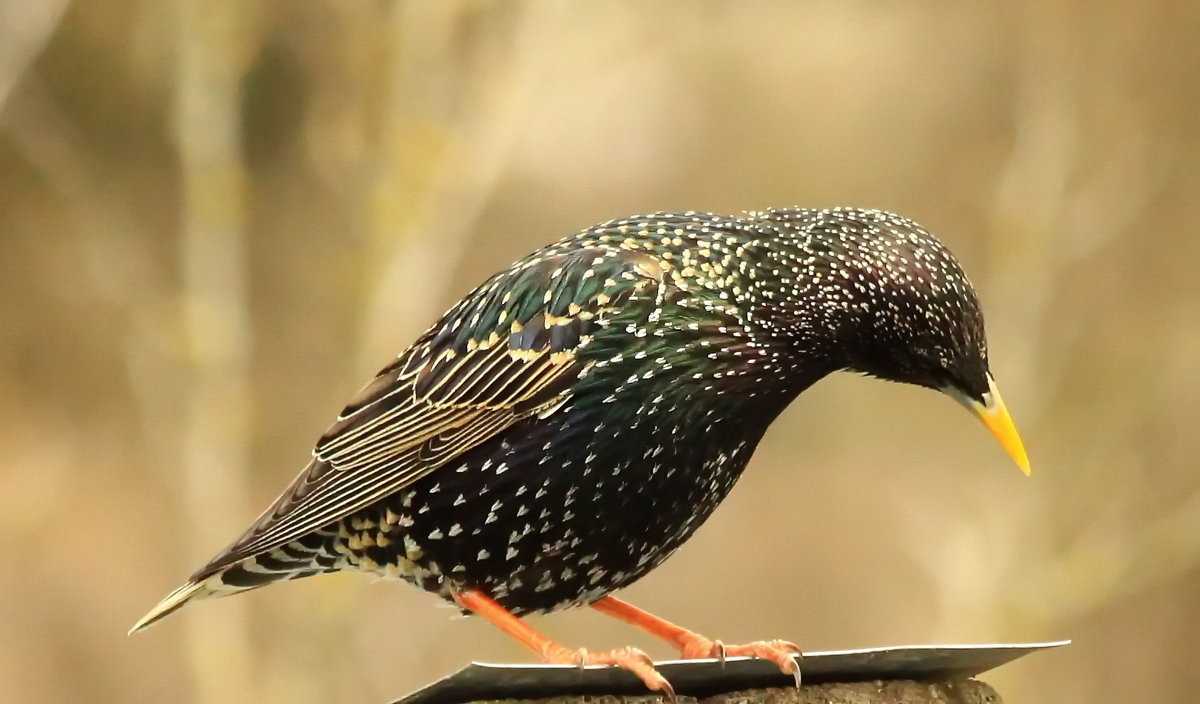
xmin=337 ymin=403 xmax=764 ymax=615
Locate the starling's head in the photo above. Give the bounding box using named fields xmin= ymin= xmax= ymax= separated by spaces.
xmin=772 ymin=209 xmax=1030 ymax=473
xmin=834 ymin=227 xmax=988 ymax=396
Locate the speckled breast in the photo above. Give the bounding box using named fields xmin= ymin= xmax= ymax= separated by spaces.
xmin=333 ymin=393 xmax=770 ymax=615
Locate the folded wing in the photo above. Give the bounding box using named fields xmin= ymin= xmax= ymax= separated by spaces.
xmin=192 ymin=246 xmax=666 ymax=578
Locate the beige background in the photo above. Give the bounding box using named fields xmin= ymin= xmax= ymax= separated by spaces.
xmin=2 ymin=2 xmax=1198 ymax=702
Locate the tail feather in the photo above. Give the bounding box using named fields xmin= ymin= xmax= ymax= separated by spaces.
xmin=129 ymin=538 xmax=341 ymax=634
xmin=128 ymin=580 xmax=210 ymax=634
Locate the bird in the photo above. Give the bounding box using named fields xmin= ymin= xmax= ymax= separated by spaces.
xmin=131 ymin=207 xmax=1029 ymax=696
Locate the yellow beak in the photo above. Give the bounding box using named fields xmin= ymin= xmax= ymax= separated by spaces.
xmin=945 ymin=374 xmax=1031 ymax=475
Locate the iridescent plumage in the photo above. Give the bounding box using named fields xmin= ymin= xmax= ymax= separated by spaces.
xmin=132 ymin=208 xmax=1023 ymax=680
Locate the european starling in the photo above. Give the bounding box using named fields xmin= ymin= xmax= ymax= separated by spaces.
xmin=132 ymin=208 xmax=1029 ymax=694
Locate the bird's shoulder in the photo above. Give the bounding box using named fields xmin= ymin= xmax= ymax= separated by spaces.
xmin=340 ymin=244 xmax=668 ymax=418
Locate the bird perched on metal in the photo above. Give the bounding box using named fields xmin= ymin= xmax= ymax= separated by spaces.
xmin=131 ymin=207 xmax=1029 ymax=696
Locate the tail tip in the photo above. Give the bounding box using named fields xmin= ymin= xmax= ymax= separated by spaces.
xmin=128 ymin=580 xmax=206 ymax=635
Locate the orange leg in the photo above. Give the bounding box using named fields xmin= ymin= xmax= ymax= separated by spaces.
xmin=591 ymin=596 xmax=802 ymax=685
xmin=454 ymin=589 xmax=674 ymax=698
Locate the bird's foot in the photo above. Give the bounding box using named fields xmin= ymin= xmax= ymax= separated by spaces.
xmin=588 ymin=596 xmax=801 ymax=688
xmin=677 ymin=635 xmax=802 ymax=686
xmin=455 ymin=590 xmax=674 ymax=697
xmin=541 ymin=643 xmax=674 ymax=699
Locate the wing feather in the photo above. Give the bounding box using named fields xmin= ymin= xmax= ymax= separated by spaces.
xmin=193 ymin=247 xmax=665 ymax=577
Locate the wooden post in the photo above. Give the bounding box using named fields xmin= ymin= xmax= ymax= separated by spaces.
xmin=458 ymin=679 xmax=1001 ymax=704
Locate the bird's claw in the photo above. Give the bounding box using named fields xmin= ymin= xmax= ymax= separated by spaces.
xmin=678 ymin=637 xmax=802 ymax=687
xmin=542 ymin=644 xmax=674 ymax=700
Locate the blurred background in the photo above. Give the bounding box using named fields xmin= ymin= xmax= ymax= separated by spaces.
xmin=2 ymin=1 xmax=1198 ymax=702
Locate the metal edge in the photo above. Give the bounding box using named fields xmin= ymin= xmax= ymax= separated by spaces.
xmin=392 ymin=640 xmax=1070 ymax=704
xmin=466 ymin=640 xmax=1073 ymax=670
